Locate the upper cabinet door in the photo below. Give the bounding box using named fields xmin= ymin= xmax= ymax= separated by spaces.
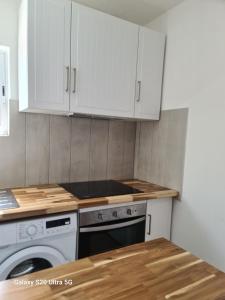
xmin=70 ymin=3 xmax=139 ymax=118
xmin=19 ymin=0 xmax=71 ymax=113
xmin=135 ymin=28 xmax=165 ymax=120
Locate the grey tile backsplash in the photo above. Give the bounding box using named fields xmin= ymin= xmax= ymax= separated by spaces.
xmin=0 ymin=101 xmax=136 ymax=188
xmin=0 ymin=101 xmax=187 ymax=192
xmin=134 ymin=108 xmax=188 ymax=194
xmin=26 ymin=113 xmax=50 ymax=185
xmin=0 ymin=101 xmax=26 ymax=188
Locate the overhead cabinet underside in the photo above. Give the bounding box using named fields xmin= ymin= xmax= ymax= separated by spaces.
xmin=19 ymin=0 xmax=165 ymax=120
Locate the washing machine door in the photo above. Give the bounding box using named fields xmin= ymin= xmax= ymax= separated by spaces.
xmin=0 ymin=246 xmax=67 ymax=281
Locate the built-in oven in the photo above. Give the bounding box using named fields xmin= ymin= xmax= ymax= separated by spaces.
xmin=78 ymin=202 xmax=146 ymax=259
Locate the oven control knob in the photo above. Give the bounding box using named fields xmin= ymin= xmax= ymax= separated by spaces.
xmin=26 ymin=225 xmax=38 ymax=237
xmin=127 ymin=209 xmax=132 ymax=216
xmin=98 ymin=213 xmax=103 ymax=220
xmin=112 ymin=211 xmax=118 ymax=218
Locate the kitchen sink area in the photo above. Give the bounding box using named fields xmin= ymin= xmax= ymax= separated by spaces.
xmin=0 ymin=190 xmax=19 ymax=210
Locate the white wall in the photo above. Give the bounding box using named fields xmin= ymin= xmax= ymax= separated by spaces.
xmin=148 ymin=0 xmax=225 ymax=271
xmin=0 ymin=0 xmax=20 ymax=100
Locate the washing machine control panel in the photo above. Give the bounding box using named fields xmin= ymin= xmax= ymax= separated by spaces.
xmin=17 ymin=213 xmax=76 ymax=242
xmin=18 ymin=221 xmax=44 ymax=241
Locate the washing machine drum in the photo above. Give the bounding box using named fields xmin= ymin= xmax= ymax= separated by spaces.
xmin=0 ymin=246 xmax=67 ymax=281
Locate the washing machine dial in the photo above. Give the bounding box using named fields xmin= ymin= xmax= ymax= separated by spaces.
xmin=26 ymin=224 xmax=38 ymax=237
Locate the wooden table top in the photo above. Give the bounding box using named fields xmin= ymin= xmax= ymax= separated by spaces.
xmin=1 ymin=239 xmax=225 ymax=300
xmin=0 ymin=180 xmax=178 ymax=222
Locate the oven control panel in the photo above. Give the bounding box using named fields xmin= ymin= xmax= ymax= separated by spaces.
xmin=79 ymin=203 xmax=146 ymax=227
xmin=17 ymin=213 xmax=77 ymax=242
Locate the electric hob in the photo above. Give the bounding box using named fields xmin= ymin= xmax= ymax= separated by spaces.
xmin=60 ymin=180 xmax=143 ymax=200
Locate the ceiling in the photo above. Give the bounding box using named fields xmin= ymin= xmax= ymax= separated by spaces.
xmin=72 ymin=0 xmax=184 ymax=25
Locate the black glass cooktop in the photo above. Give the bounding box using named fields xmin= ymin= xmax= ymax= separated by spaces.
xmin=60 ymin=180 xmax=143 ymax=200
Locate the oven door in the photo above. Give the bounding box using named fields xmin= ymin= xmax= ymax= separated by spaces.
xmin=78 ymin=216 xmax=146 ymax=259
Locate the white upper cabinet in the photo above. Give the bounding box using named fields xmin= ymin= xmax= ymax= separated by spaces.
xmin=19 ymin=1 xmax=165 ymax=120
xmin=19 ymin=0 xmax=71 ymax=114
xmin=70 ymin=3 xmax=139 ymax=118
xmin=135 ymin=27 xmax=165 ymax=120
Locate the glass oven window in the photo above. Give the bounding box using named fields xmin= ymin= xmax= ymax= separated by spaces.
xmin=79 ymin=218 xmax=145 ymax=259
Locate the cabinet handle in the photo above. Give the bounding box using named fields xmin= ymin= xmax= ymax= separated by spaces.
xmin=136 ymin=81 xmax=141 ymax=102
xmin=2 ymin=85 xmax=5 ymax=97
xmin=148 ymin=214 xmax=152 ymax=235
xmin=73 ymin=67 xmax=77 ymax=93
xmin=65 ymin=66 xmax=70 ymax=92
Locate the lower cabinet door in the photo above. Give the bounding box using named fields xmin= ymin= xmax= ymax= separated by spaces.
xmin=145 ymin=198 xmax=172 ymax=241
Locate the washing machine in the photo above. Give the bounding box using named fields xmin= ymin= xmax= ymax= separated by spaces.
xmin=0 ymin=212 xmax=77 ymax=281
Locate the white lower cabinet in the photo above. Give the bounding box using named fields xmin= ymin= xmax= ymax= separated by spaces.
xmin=145 ymin=198 xmax=172 ymax=241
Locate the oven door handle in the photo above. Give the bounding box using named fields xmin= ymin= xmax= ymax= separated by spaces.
xmin=80 ymin=216 xmax=146 ymax=233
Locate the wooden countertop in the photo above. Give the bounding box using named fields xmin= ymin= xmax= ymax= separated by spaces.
xmin=1 ymin=238 xmax=225 ymax=300
xmin=0 ymin=180 xmax=178 ymax=222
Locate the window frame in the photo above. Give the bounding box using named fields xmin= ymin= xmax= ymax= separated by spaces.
xmin=0 ymin=46 xmax=10 ymax=136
